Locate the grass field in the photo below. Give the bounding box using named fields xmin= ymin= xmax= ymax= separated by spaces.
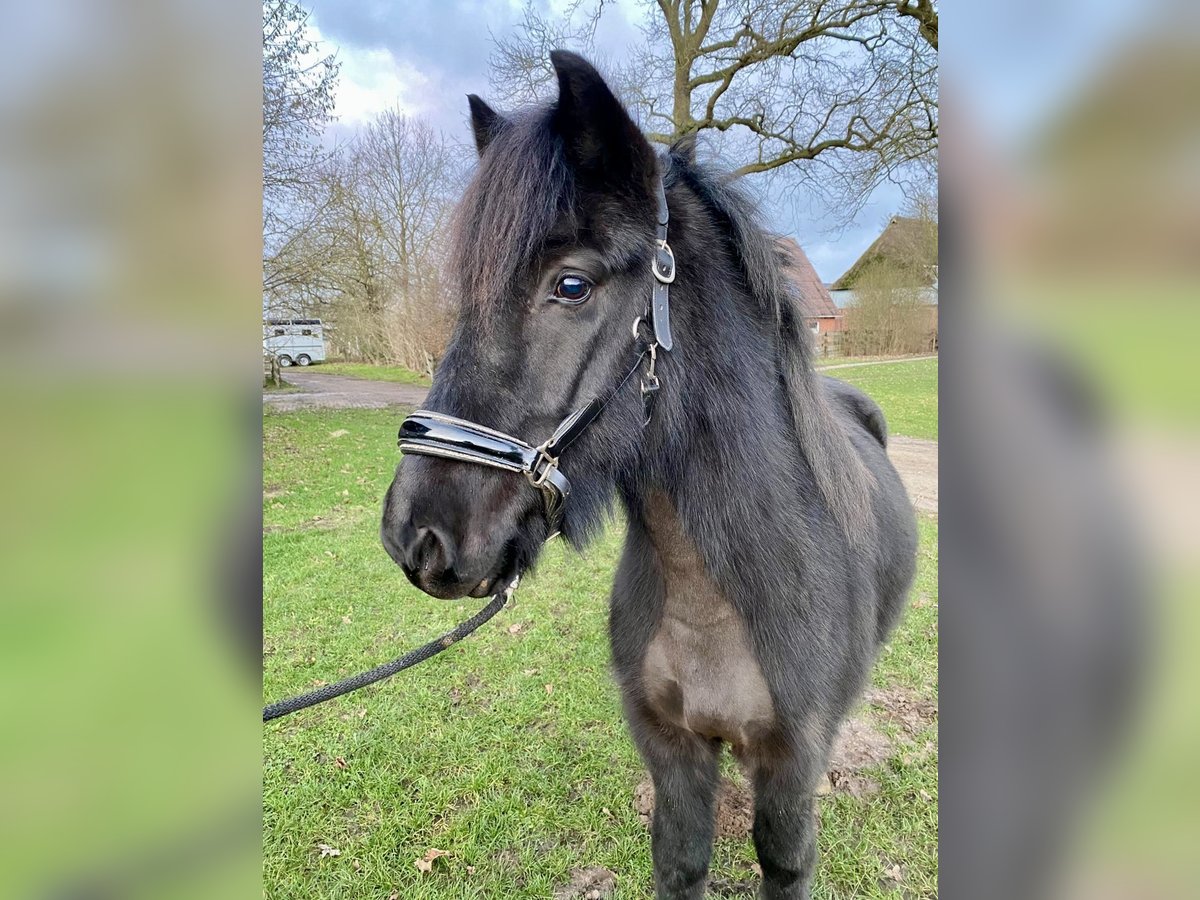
xmin=313 ymin=362 xmax=432 ymax=385
xmin=825 ymin=357 xmax=938 ymax=441
xmin=263 ymin=405 xmax=938 ymax=899
xmin=306 ymin=356 xmax=938 ymax=441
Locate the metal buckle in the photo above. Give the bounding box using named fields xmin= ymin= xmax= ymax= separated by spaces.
xmin=502 ymin=574 xmax=520 ymax=604
xmin=526 ymin=441 xmax=559 ymax=488
xmin=652 ymin=240 xmax=675 ymax=284
xmin=639 ymin=343 xmax=660 ymax=425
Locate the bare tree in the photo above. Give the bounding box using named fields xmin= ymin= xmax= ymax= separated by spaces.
xmin=313 ymin=113 xmax=466 ymax=367
xmin=491 ymin=0 xmax=937 ymax=216
xmin=490 ymin=1 xmax=611 ymax=106
xmin=262 ymin=0 xmax=339 ymax=316
xmin=355 ymin=113 xmax=461 ymax=301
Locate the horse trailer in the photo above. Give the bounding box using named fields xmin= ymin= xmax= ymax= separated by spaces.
xmin=264 ymin=318 xmax=326 ymax=367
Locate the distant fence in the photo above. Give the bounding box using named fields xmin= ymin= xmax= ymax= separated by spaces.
xmin=813 ymin=327 xmax=938 ymax=359
xmin=815 ymin=331 xmax=843 ymax=358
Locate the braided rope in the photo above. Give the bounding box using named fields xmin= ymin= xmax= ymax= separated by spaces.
xmin=263 ymin=582 xmax=514 ymax=722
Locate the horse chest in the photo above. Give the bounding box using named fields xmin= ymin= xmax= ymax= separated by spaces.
xmin=640 ymin=494 xmax=777 ymax=747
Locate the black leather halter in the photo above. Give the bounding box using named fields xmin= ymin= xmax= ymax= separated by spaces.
xmin=398 ymin=171 xmax=675 ymax=530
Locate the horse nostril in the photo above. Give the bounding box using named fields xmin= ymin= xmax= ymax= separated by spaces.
xmin=408 ymin=524 xmax=455 ymax=577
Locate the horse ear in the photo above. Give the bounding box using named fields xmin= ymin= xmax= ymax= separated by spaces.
xmin=550 ymin=50 xmax=654 ymax=188
xmin=671 ymin=133 xmax=697 ymax=165
xmin=467 ymin=94 xmax=506 ymax=156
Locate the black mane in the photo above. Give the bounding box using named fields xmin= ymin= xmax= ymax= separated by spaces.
xmin=661 ymin=144 xmax=873 ymax=535
xmin=449 ymin=109 xmax=573 ymax=310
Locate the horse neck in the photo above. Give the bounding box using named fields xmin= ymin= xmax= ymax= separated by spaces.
xmin=629 ymin=222 xmax=821 ymax=583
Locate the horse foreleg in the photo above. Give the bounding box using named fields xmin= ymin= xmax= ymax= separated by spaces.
xmin=749 ymin=750 xmax=822 ymax=900
xmin=625 ymin=699 xmax=720 ymax=900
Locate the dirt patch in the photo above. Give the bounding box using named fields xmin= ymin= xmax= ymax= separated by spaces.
xmin=826 ymin=715 xmax=895 ymax=798
xmin=830 ymin=716 xmax=894 ymax=770
xmin=887 ymin=435 xmax=938 ymax=517
xmin=714 ymin=779 xmax=755 ymax=838
xmin=864 ymin=686 xmax=938 ymax=737
xmin=552 ymin=866 xmax=617 ymax=899
xmin=708 ymin=876 xmax=760 ymax=897
xmin=633 ymin=777 xmax=654 ymax=824
xmin=634 ymin=776 xmax=754 ymax=839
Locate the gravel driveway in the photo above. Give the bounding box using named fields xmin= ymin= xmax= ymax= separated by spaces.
xmin=264 ymin=370 xmax=430 ymax=411
xmin=266 ymin=370 xmax=938 ymax=516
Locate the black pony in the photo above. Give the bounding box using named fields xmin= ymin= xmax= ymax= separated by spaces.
xmin=382 ymin=51 xmax=917 ymax=900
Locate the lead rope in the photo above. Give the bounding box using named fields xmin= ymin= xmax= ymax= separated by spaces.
xmin=263 ymin=577 xmax=519 ymax=722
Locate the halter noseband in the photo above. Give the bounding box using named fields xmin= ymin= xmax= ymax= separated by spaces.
xmin=397 ymin=171 xmax=675 ymax=530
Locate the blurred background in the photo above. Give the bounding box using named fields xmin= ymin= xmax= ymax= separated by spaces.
xmin=941 ymin=2 xmax=1199 ymax=897
xmin=0 ymin=0 xmax=1196 ymax=896
xmin=0 ymin=1 xmax=262 ymax=897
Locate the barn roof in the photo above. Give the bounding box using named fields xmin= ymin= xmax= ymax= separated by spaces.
xmin=831 ymin=216 xmax=938 ymax=290
xmin=776 ymin=236 xmax=841 ymax=318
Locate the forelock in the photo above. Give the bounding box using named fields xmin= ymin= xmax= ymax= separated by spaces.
xmin=449 ymin=110 xmax=574 ymax=309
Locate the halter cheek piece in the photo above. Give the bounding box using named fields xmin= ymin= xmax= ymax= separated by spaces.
xmin=397 ymin=172 xmax=675 ymax=531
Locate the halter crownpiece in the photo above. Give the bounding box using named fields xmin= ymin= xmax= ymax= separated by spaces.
xmin=398 ymin=168 xmax=675 ymax=529
xmin=649 ymin=173 xmax=674 ymax=351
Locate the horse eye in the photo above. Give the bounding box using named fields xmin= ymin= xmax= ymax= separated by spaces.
xmin=552 ymin=274 xmax=592 ymax=304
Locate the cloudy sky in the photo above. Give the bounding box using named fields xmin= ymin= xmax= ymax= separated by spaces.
xmin=303 ymin=0 xmax=915 ymax=283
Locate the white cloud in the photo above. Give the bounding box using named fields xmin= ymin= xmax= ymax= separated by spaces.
xmin=308 ymin=23 xmax=432 ymax=126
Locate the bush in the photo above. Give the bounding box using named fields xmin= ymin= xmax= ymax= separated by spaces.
xmin=843 ymin=260 xmax=935 ymax=356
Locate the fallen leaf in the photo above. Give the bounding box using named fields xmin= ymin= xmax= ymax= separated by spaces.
xmin=317 ymin=843 xmax=341 ymax=858
xmin=466 ymin=865 xmax=476 ymax=874
xmin=507 ymin=622 xmax=524 ymax=635
xmin=414 ymin=848 xmax=450 ymax=873
xmin=334 ymin=756 xmax=347 ymax=770
xmin=351 ymin=859 xmax=361 ymax=871
xmin=544 ymin=683 xmax=554 ymax=696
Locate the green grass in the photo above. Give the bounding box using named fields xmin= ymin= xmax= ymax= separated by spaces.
xmin=813 ymin=353 xmax=934 ymax=369
xmin=313 ymin=362 xmax=431 ymax=386
xmin=263 ymin=407 xmax=938 ymax=899
xmin=306 ymin=358 xmax=938 ymax=439
xmin=827 ymin=357 xmax=938 ymax=441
